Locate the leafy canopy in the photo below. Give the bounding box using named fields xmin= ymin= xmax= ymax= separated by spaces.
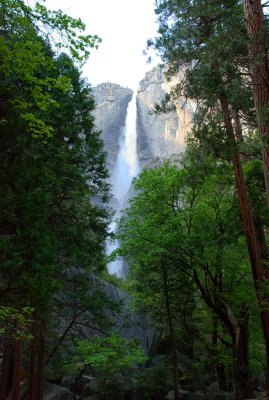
xmin=72 ymin=333 xmax=147 ymax=376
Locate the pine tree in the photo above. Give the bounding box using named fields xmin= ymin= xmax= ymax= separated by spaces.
xmin=0 ymin=2 xmax=110 ymax=398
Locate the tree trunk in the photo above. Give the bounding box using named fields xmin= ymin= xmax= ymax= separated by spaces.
xmin=220 ymin=93 xmax=269 ymax=392
xmin=11 ymin=339 xmax=22 ymax=400
xmin=27 ymin=321 xmax=37 ymax=400
xmin=161 ymin=258 xmax=180 ymax=400
xmin=233 ymin=304 xmax=253 ymax=400
xmin=35 ymin=320 xmax=46 ymax=400
xmin=232 ymin=108 xmax=269 ymax=267
xmin=212 ymin=316 xmax=228 ymax=391
xmin=0 ymin=337 xmax=14 ymax=400
xmin=231 ymin=109 xmax=245 ymax=148
xmin=45 ymin=309 xmax=86 ymax=365
xmin=243 ymin=0 xmax=269 ymax=205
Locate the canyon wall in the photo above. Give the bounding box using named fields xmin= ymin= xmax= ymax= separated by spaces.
xmin=92 ymin=83 xmax=133 ymax=171
xmin=136 ymin=64 xmax=195 ymax=167
xmin=93 ymin=65 xmax=195 ymax=173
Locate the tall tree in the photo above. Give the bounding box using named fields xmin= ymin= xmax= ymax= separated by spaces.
xmin=149 ymin=0 xmax=269 ymax=389
xmin=0 ymin=2 xmax=110 ymax=398
xmin=115 ymin=156 xmax=258 ymax=398
xmin=243 ymin=0 xmax=269 ymax=204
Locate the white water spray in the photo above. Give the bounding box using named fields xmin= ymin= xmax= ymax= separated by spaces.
xmin=107 ymin=93 xmax=140 ymax=276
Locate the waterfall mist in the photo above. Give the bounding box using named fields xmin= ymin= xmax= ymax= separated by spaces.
xmin=107 ymin=94 xmax=139 ymax=276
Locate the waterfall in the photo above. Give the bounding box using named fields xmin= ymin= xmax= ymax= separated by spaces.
xmin=107 ymin=93 xmax=139 ymax=276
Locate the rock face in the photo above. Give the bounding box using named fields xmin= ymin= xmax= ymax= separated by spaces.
xmin=136 ymin=65 xmax=195 ymax=167
xmin=92 ymin=83 xmax=133 ymax=171
xmin=43 ymin=382 xmax=72 ymax=400
xmin=92 ymin=67 xmax=194 ymax=174
xmin=100 ymin=278 xmax=155 ymax=351
xmin=51 ymin=270 xmax=155 ymax=354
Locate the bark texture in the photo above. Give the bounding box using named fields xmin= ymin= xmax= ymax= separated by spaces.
xmin=161 ymin=258 xmax=180 ymax=400
xmin=220 ymin=92 xmax=269 ymax=392
xmin=0 ymin=337 xmax=14 ymax=400
xmin=243 ymin=0 xmax=269 ymax=205
xmin=11 ymin=339 xmax=22 ymax=400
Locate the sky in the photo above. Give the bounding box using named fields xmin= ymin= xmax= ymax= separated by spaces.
xmin=44 ymin=0 xmax=160 ymax=90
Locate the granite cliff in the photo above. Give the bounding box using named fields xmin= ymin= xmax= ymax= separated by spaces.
xmin=93 ymin=66 xmax=194 ymax=174
xmin=136 ymin=64 xmax=195 ymax=167
xmin=92 ymin=67 xmax=194 ymax=277
xmin=92 ymin=83 xmax=133 ymax=171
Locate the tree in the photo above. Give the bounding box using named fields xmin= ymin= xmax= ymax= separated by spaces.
xmin=0 ymin=2 xmax=110 ymax=398
xmin=73 ymin=332 xmax=146 ymax=377
xmin=70 ymin=333 xmax=146 ymax=399
xmin=115 ymin=155 xmax=261 ymax=399
xmin=149 ymin=0 xmax=269 ymax=390
xmin=0 ymin=0 xmax=101 ymax=139
xmin=242 ymin=0 xmax=269 ymax=205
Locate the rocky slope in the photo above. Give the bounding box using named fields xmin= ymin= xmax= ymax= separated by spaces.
xmin=92 ymin=83 xmax=133 ymax=171
xmin=136 ymin=65 xmax=195 ymax=167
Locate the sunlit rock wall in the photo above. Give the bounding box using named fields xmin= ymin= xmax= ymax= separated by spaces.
xmin=92 ymin=83 xmax=133 ymax=171
xmin=136 ymin=65 xmax=195 ymax=167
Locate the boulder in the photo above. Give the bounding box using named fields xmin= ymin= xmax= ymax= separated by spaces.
xmin=60 ymin=373 xmax=94 ymax=396
xmin=81 ymin=378 xmax=99 ymax=396
xmin=208 ymin=390 xmax=234 ymax=400
xmin=207 ymin=381 xmax=220 ymax=393
xmin=166 ymin=389 xmax=204 ymax=400
xmin=60 ymin=374 xmax=77 ymax=392
xmin=43 ymin=382 xmax=72 ymax=400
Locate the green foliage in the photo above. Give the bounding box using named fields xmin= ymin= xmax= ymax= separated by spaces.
xmin=0 ymin=0 xmax=101 ymax=139
xmin=148 ymin=0 xmax=258 ymax=164
xmin=0 ymin=0 xmax=110 ymax=348
xmin=128 ymin=0 xmax=269 ymax=390
xmin=133 ymin=366 xmax=169 ymax=400
xmin=115 ymin=149 xmax=262 ymax=381
xmin=101 ymin=270 xmax=125 ymax=290
xmin=1 ymin=0 xmax=101 ymax=63
xmin=72 ymin=332 xmax=147 ymax=377
xmin=0 ymin=306 xmax=34 ymax=339
xmin=1 ymin=42 xmax=110 ymax=292
xmin=244 ymin=159 xmax=269 ymax=223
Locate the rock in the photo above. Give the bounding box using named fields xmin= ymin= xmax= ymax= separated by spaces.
xmin=60 ymin=373 xmax=94 ymax=396
xmin=136 ymin=65 xmax=194 ymax=168
xmin=89 ymin=273 xmax=156 ymax=350
xmin=184 ymin=393 xmax=204 ymax=400
xmin=207 ymin=390 xmax=234 ymax=400
xmin=252 ymin=374 xmax=266 ymax=391
xmin=43 ymin=382 xmax=72 ymax=400
xmin=76 ymin=375 xmax=95 ymax=395
xmin=53 ymin=269 xmax=156 ymax=353
xmin=60 ymin=374 xmax=77 ymax=392
xmin=7 ymin=381 xmax=72 ymax=400
xmin=82 ymin=378 xmax=99 ymax=395
xmin=97 ymin=277 xmax=156 ymax=352
xmin=81 ymin=383 xmax=94 ymax=396
xmin=92 ymin=83 xmax=133 ymax=172
xmin=207 ymin=381 xmax=220 ymax=392
xmin=166 ymin=389 xmax=204 ymax=400
xmin=92 ymin=67 xmax=192 ymax=172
